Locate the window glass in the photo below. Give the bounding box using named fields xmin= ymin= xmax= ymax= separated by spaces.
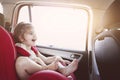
xmin=0 ymin=3 xmax=3 ymax=13
xmin=18 ymin=5 xmax=89 ymax=51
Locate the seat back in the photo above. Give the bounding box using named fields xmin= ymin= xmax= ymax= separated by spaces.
xmin=94 ymin=30 xmax=120 ymax=80
xmin=0 ymin=26 xmax=18 ymax=80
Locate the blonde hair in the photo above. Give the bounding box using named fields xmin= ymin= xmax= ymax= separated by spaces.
xmin=13 ymin=22 xmax=33 ymax=43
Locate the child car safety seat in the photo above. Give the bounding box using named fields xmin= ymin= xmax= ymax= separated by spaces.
xmin=0 ymin=26 xmax=76 ymax=80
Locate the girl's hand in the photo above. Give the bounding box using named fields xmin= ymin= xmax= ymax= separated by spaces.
xmin=47 ymin=59 xmax=59 ymax=70
xmin=64 ymin=60 xmax=71 ymax=65
xmin=55 ymin=56 xmax=71 ymax=65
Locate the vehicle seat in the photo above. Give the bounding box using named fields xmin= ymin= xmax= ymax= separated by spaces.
xmin=0 ymin=26 xmax=75 ymax=80
xmin=94 ymin=29 xmax=120 ymax=80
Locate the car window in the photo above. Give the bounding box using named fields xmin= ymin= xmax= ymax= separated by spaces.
xmin=17 ymin=4 xmax=90 ymax=51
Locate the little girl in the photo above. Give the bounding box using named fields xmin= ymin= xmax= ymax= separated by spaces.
xmin=14 ymin=22 xmax=79 ymax=80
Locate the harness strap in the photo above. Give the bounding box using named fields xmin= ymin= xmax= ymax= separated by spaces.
xmin=16 ymin=46 xmax=38 ymax=57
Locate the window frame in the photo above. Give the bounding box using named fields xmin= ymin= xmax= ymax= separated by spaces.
xmin=11 ymin=1 xmax=93 ymax=52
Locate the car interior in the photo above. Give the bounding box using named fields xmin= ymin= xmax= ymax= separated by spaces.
xmin=0 ymin=0 xmax=120 ymax=80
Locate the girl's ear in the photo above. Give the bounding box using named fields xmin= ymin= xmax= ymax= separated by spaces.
xmin=18 ymin=35 xmax=24 ymax=42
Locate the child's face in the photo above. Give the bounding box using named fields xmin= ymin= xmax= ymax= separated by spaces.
xmin=21 ymin=27 xmax=37 ymax=47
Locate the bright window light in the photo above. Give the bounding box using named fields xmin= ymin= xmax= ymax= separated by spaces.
xmin=18 ymin=5 xmax=89 ymax=51
xmin=0 ymin=3 xmax=3 ymax=14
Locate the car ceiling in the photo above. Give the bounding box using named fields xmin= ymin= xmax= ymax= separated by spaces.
xmin=0 ymin=0 xmax=115 ymax=10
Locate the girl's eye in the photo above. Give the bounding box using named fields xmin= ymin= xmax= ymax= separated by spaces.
xmin=29 ymin=32 xmax=33 ymax=35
